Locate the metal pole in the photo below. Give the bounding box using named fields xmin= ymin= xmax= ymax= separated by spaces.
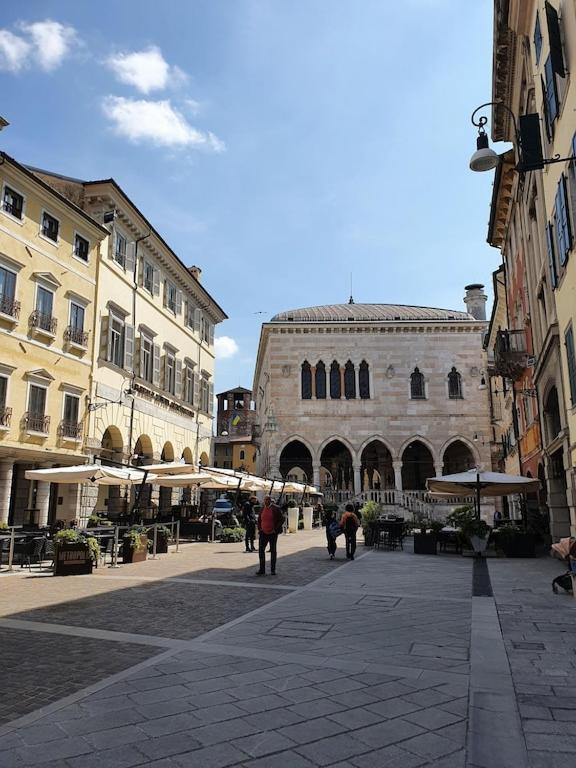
xmin=8 ymin=526 xmax=15 ymax=571
xmin=476 ymin=472 xmax=481 ymax=520
xmin=175 ymin=520 xmax=180 ymax=553
xmin=109 ymin=525 xmax=120 ymax=568
xmin=152 ymin=523 xmax=158 ymax=559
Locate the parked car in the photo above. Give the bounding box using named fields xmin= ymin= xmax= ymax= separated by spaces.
xmin=212 ymin=497 xmax=240 ymax=526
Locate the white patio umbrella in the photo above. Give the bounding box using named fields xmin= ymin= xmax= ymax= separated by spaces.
xmin=137 ymin=461 xmax=192 ymax=476
xmin=426 ymin=469 xmax=540 ymax=517
xmin=25 ymin=464 xmax=158 ymax=485
xmin=155 ymin=472 xmax=239 ymax=489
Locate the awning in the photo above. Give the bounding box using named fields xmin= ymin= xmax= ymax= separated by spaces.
xmin=426 ymin=469 xmax=540 ymax=497
xmin=25 ymin=464 xmax=157 ymax=486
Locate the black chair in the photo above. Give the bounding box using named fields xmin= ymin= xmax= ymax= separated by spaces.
xmin=13 ymin=539 xmax=37 ymax=570
xmin=43 ymin=539 xmax=56 ymax=568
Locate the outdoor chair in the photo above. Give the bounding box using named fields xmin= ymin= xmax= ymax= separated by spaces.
xmin=100 ymin=536 xmax=115 ymax=566
xmin=43 ymin=539 xmax=55 ymax=569
xmin=13 ymin=539 xmax=37 ymax=570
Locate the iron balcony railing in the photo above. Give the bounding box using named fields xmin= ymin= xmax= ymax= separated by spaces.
xmin=64 ymin=325 xmax=89 ymax=347
xmin=0 ymin=406 xmax=12 ymax=427
xmin=25 ymin=412 xmax=50 ymax=434
xmin=493 ymin=329 xmax=528 ymax=380
xmin=0 ymin=293 xmax=20 ymax=319
xmin=59 ymin=420 xmax=82 ymax=439
xmin=30 ymin=310 xmax=57 ymax=334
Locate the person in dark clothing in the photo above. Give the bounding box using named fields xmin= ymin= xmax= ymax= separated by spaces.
xmin=241 ymin=495 xmax=257 ymax=552
xmin=340 ymin=503 xmax=360 ymax=560
xmin=256 ymin=495 xmax=285 ymax=576
xmin=324 ymin=508 xmax=338 ymax=559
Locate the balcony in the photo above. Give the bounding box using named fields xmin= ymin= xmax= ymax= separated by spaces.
xmin=64 ymin=325 xmax=89 ymax=349
xmin=24 ymin=412 xmax=50 ymax=435
xmin=0 ymin=406 xmax=12 ymax=430
xmin=493 ymin=329 xmax=528 ymax=380
xmin=59 ymin=420 xmax=82 ymax=440
xmin=0 ymin=293 xmax=20 ymax=322
xmin=29 ymin=310 xmax=57 ymax=338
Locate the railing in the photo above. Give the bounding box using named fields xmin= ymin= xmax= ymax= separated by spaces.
xmin=0 ymin=406 xmax=12 ymax=427
xmin=0 ymin=293 xmax=20 ymax=319
xmin=64 ymin=325 xmax=89 ymax=347
xmin=30 ymin=310 xmax=57 ymax=334
xmin=25 ymin=412 xmax=50 ymax=434
xmin=59 ymin=420 xmax=82 ymax=439
xmin=322 ymin=487 xmax=476 ymax=521
xmin=493 ymin=329 xmax=528 ymax=380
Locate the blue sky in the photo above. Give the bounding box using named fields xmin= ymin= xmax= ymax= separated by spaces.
xmin=0 ymin=0 xmax=501 ymax=395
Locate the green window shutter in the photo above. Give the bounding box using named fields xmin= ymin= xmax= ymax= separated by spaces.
xmin=175 ymin=358 xmax=183 ymax=399
xmin=565 ymin=326 xmax=576 ymax=405
xmin=546 ymin=222 xmax=558 ymax=289
xmin=152 ymin=344 xmax=161 ymax=387
xmin=124 ymin=324 xmax=134 ymax=372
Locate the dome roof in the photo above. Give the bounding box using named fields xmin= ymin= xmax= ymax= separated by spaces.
xmin=270 ymin=303 xmax=474 ymax=323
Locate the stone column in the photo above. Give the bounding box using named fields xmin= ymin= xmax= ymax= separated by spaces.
xmin=353 ymin=464 xmax=362 ymax=494
xmin=312 ymin=462 xmax=320 ymax=489
xmin=36 ymin=481 xmax=51 ymax=527
xmin=0 ymin=459 xmax=14 ymax=524
xmin=393 ymin=461 xmax=403 ymax=491
xmin=434 ymin=462 xmax=443 ymax=477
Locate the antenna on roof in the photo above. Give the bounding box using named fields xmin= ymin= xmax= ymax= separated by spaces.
xmin=349 ymin=273 xmax=354 ymax=304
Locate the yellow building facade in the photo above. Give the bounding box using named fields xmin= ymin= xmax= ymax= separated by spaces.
xmin=0 ymin=153 xmax=107 ymax=525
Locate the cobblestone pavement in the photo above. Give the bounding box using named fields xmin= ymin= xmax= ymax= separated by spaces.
xmin=0 ymin=533 xmax=575 ymax=767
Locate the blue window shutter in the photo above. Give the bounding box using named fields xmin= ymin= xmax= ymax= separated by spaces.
xmin=546 ymin=222 xmax=558 ymax=289
xmin=533 ymin=12 xmax=543 ymax=65
xmin=545 ymin=1 xmax=565 ymax=78
xmin=541 ymin=75 xmax=552 ymax=142
xmin=565 ymin=326 xmax=576 ymax=405
xmin=561 ymin=175 xmax=572 ymax=257
xmin=544 ymin=56 xmax=558 ymax=125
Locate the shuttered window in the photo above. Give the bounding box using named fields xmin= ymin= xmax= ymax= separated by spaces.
xmin=555 ymin=174 xmax=572 ymax=266
xmin=533 ymin=11 xmax=542 ymax=65
xmin=546 ymin=221 xmax=558 ymax=289
xmin=565 ymin=326 xmax=576 ymax=406
xmin=301 ymin=361 xmax=312 ymax=399
xmin=544 ymin=56 xmax=559 ymax=135
xmin=315 ymin=361 xmax=326 ymax=399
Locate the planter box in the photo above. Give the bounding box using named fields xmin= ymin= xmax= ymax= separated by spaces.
xmin=54 ymin=542 xmax=93 ymax=576
xmin=363 ymin=524 xmax=376 ymax=547
xmin=287 ymin=508 xmax=299 ymax=533
xmin=497 ymin=532 xmax=536 ymax=558
xmin=122 ymin=534 xmax=148 ymax=563
xmin=413 ymin=533 xmax=437 ymax=555
xmin=302 ymin=507 xmax=313 ymax=530
xmin=147 ymin=532 xmax=169 ymax=554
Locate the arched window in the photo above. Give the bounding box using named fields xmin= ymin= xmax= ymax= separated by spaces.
xmin=410 ymin=367 xmax=425 ymax=399
xmin=315 ymin=360 xmax=326 ymax=399
xmin=448 ymin=367 xmax=462 ymax=398
xmin=301 ymin=361 xmax=312 ymax=399
xmin=359 ymin=360 xmax=370 ymax=399
xmin=330 ymin=361 xmax=341 ymax=399
xmin=344 ymin=361 xmax=356 ymax=399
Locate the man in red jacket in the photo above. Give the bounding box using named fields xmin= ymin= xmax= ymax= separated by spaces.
xmin=256 ymin=495 xmax=284 ymax=576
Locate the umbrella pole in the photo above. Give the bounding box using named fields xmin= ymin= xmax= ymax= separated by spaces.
xmin=476 ymin=471 xmax=481 ymax=520
xmin=130 ymin=469 xmax=149 ymax=522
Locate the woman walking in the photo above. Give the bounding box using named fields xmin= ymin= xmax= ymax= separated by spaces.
xmin=340 ymin=503 xmax=360 ymax=560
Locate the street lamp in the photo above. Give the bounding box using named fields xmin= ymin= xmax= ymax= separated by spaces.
xmin=469 ymin=101 xmax=576 ymax=173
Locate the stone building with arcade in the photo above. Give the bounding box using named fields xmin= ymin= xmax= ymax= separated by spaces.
xmin=253 ymin=287 xmax=492 ymax=510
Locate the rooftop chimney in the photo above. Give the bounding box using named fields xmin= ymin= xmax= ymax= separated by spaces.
xmin=464 ymin=284 xmax=487 ymax=321
xmin=188 ymin=265 xmax=202 ymax=282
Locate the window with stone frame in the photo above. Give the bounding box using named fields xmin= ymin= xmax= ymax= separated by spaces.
xmin=301 ymin=361 xmax=312 ymax=399
xmin=344 ymin=361 xmax=356 ymax=399
xmin=448 ymin=367 xmax=463 ymax=399
xmin=359 ymin=361 xmax=370 ymax=399
xmin=410 ymin=367 xmax=426 ymax=399
xmin=315 ymin=361 xmax=326 ymax=399
xmin=330 ymin=361 xmax=341 ymax=399
xmin=184 ymin=364 xmax=195 ymax=405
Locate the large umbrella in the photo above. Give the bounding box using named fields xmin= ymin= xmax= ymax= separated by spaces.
xmin=25 ymin=464 xmax=158 ymax=485
xmin=155 ymin=472 xmax=240 ymax=489
xmin=426 ymin=469 xmax=540 ymax=518
xmin=137 ymin=461 xmax=193 ymax=476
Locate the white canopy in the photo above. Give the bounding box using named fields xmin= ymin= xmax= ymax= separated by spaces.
xmin=25 ymin=464 xmax=157 ymax=486
xmin=282 ymin=481 xmax=322 ymax=496
xmin=137 ymin=461 xmax=194 ymax=476
xmin=427 ymin=469 xmax=541 ymax=497
xmin=154 ymin=472 xmax=240 ymax=489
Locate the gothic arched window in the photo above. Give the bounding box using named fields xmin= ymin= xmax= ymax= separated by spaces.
xmin=301 ymin=361 xmax=312 ymax=399
xmin=330 ymin=361 xmax=341 ymax=399
xmin=315 ymin=360 xmax=326 ymax=399
xmin=344 ymin=361 xmax=356 ymax=399
xmin=410 ymin=367 xmax=425 ymax=399
xmin=359 ymin=360 xmax=370 ymax=399
xmin=448 ymin=367 xmax=463 ymax=399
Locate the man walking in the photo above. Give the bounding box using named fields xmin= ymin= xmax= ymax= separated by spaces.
xmin=340 ymin=503 xmax=360 ymax=560
xmin=241 ymin=495 xmax=257 ymax=552
xmin=256 ymin=495 xmax=284 ymax=576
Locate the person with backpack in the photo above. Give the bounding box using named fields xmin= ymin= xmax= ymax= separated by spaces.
xmin=340 ymin=503 xmax=360 ymax=560
xmin=256 ymin=495 xmax=284 ymax=576
xmin=324 ymin=508 xmax=339 ymax=559
xmin=241 ymin=495 xmax=257 ymax=553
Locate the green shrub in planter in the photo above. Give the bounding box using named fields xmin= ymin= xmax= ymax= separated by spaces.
xmin=54 ymin=529 xmax=99 ymax=574
xmin=221 ymin=527 xmax=246 ymax=543
xmin=360 ymin=500 xmax=381 ymax=546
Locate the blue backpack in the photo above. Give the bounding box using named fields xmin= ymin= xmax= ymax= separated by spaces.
xmin=328 ymin=520 xmax=343 ymax=539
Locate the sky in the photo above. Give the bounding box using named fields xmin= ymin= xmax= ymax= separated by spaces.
xmin=0 ymin=0 xmax=502 ymax=396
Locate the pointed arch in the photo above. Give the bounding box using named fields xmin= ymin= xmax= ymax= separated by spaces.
xmin=315 ymin=360 xmax=326 ymax=399
xmin=344 ymin=360 xmax=356 ymax=399
xmin=448 ymin=366 xmax=463 ymax=399
xmin=316 ymin=434 xmax=357 ymax=463
xmin=359 ymin=360 xmax=370 ymax=399
xmin=410 ymin=367 xmax=425 ymax=399
xmin=440 ymin=435 xmax=480 ymax=464
xmin=301 ymin=360 xmax=312 ymax=399
xmin=330 ymin=360 xmax=341 ymax=399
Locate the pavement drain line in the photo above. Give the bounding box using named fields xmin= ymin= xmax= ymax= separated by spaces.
xmin=467 ymin=589 xmax=528 ymax=768
xmin=0 ymin=550 xmax=367 ymax=737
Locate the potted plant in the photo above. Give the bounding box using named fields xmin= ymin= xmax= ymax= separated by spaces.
xmin=359 ymin=501 xmax=381 ymax=546
xmin=493 ymin=523 xmax=536 ymax=558
xmin=302 ymin=502 xmax=314 ymax=530
xmin=54 ymin=529 xmax=99 ymax=575
xmin=122 ymin=526 xmax=148 ymax=563
xmin=413 ymin=521 xmax=438 ymax=555
xmin=460 ymin=517 xmax=491 ymax=554
xmin=147 ymin=525 xmax=171 ymax=554
xmin=287 ymin=499 xmax=299 ymax=533
xmin=220 ymin=527 xmax=246 ymax=543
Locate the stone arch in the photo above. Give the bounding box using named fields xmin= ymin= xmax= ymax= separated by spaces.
xmin=279 ymin=440 xmax=313 ymax=482
xmin=401 ymin=439 xmax=435 ymax=490
xmin=161 ymin=441 xmax=175 ymax=462
xmin=320 ymin=439 xmax=354 ymax=491
xmin=398 ymin=435 xmax=437 ymax=465
xmin=134 ymin=434 xmax=154 ymax=463
xmin=182 ymin=447 xmax=193 ymax=464
xmin=199 ymin=451 xmax=210 ymax=467
xmin=442 ymin=439 xmax=475 ymax=475
xmin=440 ymin=435 xmax=480 ymax=466
xmin=360 ymin=439 xmax=394 ymax=490
xmin=543 ymin=385 xmax=562 ymax=443
xmin=278 ymin=434 xmax=316 ymax=460
xmin=100 ymin=425 xmax=124 ymax=460
xmin=358 ymin=435 xmax=396 ymax=460
xmin=316 ymin=434 xmax=357 ymax=464
xmin=98 ymin=426 xmax=126 ymax=516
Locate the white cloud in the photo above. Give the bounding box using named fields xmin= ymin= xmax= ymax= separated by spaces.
xmin=0 ymin=30 xmax=30 ymax=72
xmin=106 ymin=46 xmax=187 ymax=94
xmin=215 ymin=336 xmax=239 ymax=359
xmin=20 ymin=20 xmax=76 ymax=71
xmin=102 ymin=95 xmax=225 ymax=151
